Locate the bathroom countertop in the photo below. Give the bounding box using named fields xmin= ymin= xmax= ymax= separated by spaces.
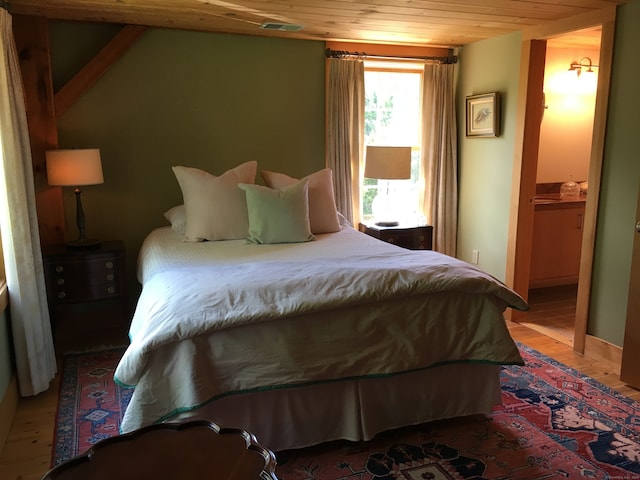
xmin=533 ymin=193 xmax=586 ymax=207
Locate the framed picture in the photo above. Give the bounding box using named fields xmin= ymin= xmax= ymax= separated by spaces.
xmin=466 ymin=92 xmax=500 ymax=137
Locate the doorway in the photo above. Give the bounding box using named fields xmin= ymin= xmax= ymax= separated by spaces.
xmin=518 ymin=29 xmax=601 ymax=347
xmin=506 ymin=6 xmax=617 ymax=355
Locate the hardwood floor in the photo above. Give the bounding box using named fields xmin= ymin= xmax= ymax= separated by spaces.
xmin=1 ymin=315 xmax=639 ymax=480
xmin=518 ymin=284 xmax=577 ymax=346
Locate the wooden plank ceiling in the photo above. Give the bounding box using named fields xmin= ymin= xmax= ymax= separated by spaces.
xmin=8 ymin=0 xmax=625 ymax=48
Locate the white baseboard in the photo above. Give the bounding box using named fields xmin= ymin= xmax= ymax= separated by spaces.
xmin=0 ymin=374 xmax=18 ymax=457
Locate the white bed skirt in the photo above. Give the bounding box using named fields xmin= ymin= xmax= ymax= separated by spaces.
xmin=171 ymin=362 xmax=502 ymax=452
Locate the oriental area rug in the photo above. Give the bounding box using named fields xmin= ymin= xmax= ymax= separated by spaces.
xmin=53 ymin=344 xmax=640 ymax=479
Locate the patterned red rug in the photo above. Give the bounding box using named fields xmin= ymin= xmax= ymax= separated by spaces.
xmin=53 ymin=348 xmax=131 ymax=466
xmin=53 ymin=344 xmax=640 ymax=479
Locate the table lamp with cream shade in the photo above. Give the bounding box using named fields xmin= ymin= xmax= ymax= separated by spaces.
xmin=364 ymin=146 xmax=412 ymax=226
xmin=46 ymin=148 xmax=104 ymax=247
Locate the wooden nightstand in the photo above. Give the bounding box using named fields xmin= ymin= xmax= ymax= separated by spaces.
xmin=42 ymin=240 xmax=129 ymax=351
xmin=358 ymin=223 xmax=433 ymax=250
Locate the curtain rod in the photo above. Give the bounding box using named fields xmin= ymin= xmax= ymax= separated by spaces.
xmin=325 ymin=48 xmax=457 ymax=64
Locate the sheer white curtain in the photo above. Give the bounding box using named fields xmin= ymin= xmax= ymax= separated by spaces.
xmin=0 ymin=8 xmax=56 ymax=396
xmin=326 ymin=58 xmax=365 ymax=225
xmin=420 ymin=63 xmax=458 ymax=256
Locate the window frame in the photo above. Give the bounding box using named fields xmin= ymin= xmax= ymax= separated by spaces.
xmin=361 ymin=60 xmax=424 ymax=223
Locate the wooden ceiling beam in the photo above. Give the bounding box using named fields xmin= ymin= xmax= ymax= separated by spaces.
xmin=54 ymin=25 xmax=146 ymax=117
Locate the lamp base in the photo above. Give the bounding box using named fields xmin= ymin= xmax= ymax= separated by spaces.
xmin=66 ymin=238 xmax=101 ymax=248
xmin=371 ymin=191 xmax=401 ymax=228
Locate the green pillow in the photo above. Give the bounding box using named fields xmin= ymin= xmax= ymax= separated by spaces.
xmin=238 ymin=180 xmax=315 ymax=244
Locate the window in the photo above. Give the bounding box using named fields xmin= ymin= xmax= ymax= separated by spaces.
xmin=362 ymin=61 xmax=424 ymax=224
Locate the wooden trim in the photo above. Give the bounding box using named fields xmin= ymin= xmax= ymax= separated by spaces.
xmin=13 ymin=15 xmax=64 ymax=246
xmin=584 ymin=334 xmax=622 ymax=371
xmin=55 ymin=25 xmax=147 ymax=117
xmin=0 ymin=375 xmax=19 ymax=456
xmin=505 ymin=39 xmax=546 ymax=323
xmin=574 ymin=15 xmax=616 ymax=354
xmin=521 ymin=6 xmax=616 ymax=41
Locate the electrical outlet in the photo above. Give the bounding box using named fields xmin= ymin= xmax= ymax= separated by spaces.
xmin=472 ymin=249 xmax=479 ymax=264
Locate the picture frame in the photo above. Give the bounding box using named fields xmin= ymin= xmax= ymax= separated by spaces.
xmin=466 ymin=92 xmax=500 ymax=137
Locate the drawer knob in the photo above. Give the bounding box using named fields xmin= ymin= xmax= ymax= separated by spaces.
xmin=56 ymin=278 xmax=65 ymax=286
xmin=106 ymin=274 xmax=114 ymax=281
xmin=105 ymin=261 xmax=114 ymax=269
xmin=55 ymin=265 xmax=64 ymax=273
xmin=107 ymin=286 xmax=115 ymax=294
xmin=57 ymin=291 xmax=66 ymax=299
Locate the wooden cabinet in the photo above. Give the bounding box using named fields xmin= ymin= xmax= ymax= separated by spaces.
xmin=42 ymin=240 xmax=129 ymax=351
xmin=358 ymin=223 xmax=433 ymax=250
xmin=530 ymin=202 xmax=585 ymax=288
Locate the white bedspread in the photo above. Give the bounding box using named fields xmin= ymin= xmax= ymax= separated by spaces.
xmin=115 ymin=226 xmax=526 ymax=433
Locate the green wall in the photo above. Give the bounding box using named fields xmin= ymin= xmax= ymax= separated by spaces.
xmin=456 ymin=32 xmax=522 ymax=282
xmin=51 ymin=25 xmax=327 ymax=301
xmin=589 ymin=0 xmax=640 ymax=345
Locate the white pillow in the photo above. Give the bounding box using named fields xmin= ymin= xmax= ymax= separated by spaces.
xmin=164 ymin=205 xmax=186 ymax=235
xmin=261 ymin=168 xmax=340 ymax=234
xmin=172 ymin=161 xmax=257 ymax=242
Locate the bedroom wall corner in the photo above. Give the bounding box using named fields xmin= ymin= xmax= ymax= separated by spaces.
xmin=456 ymin=32 xmax=522 ymax=282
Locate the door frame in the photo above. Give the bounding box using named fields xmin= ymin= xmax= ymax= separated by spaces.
xmin=505 ymin=7 xmax=617 ymax=355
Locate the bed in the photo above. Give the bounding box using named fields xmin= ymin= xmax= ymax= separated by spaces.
xmin=114 ymin=162 xmax=527 ymax=451
xmin=114 ymin=221 xmax=527 ymax=451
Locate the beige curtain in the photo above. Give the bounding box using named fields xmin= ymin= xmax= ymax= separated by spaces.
xmin=420 ymin=63 xmax=458 ymax=256
xmin=0 ymin=8 xmax=57 ymax=396
xmin=326 ymin=58 xmax=365 ymax=226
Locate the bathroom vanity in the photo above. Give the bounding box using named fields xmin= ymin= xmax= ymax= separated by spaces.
xmin=529 ymin=194 xmax=586 ymax=288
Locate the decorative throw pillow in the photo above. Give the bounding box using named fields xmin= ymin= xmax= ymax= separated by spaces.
xmin=164 ymin=205 xmax=186 ymax=235
xmin=261 ymin=168 xmax=341 ymax=234
xmin=172 ymin=161 xmax=257 ymax=242
xmin=238 ymin=181 xmax=315 ymax=244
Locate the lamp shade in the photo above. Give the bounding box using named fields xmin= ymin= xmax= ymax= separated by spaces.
xmin=46 ymin=149 xmax=104 ymax=187
xmin=364 ymin=146 xmax=412 ymax=180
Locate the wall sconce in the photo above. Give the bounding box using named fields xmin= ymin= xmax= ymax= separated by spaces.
xmin=568 ymin=57 xmax=599 ymax=78
xmin=364 ymin=146 xmax=412 ymax=227
xmin=46 ymin=148 xmax=104 ymax=248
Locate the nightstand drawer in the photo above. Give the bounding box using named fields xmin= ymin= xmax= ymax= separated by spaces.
xmin=48 ymin=269 xmax=123 ymax=302
xmin=43 ymin=241 xmax=126 ymax=304
xmin=45 ymin=252 xmax=124 ymax=303
xmin=358 ymin=223 xmax=433 ymax=250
